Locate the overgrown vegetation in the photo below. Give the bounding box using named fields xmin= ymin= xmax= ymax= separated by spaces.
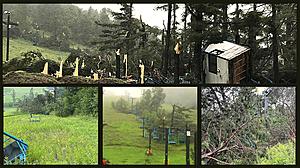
xmin=3 ymin=87 xmax=98 ymax=164
xmin=13 ymin=87 xmax=98 ymax=117
xmin=201 ymin=87 xmax=295 ymax=165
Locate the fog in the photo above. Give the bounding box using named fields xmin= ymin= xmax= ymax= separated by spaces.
xmin=104 ymin=87 xmax=197 ymax=108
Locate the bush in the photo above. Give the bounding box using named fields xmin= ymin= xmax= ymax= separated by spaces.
xmin=258 ymin=141 xmax=295 ymax=165
xmin=112 ymin=98 xmax=131 ymax=114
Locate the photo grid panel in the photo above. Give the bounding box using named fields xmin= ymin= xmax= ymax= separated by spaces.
xmin=102 ymin=87 xmax=198 ymax=165
xmin=2 ymin=3 xmax=296 ymax=85
xmin=201 ymin=87 xmax=296 ymax=165
xmin=3 ymin=86 xmax=99 ymax=165
xmin=1 ymin=1 xmax=298 ymax=167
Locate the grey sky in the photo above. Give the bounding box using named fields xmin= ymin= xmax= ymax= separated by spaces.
xmin=73 ymin=4 xmax=258 ymax=30
xmin=73 ymin=4 xmax=187 ymax=30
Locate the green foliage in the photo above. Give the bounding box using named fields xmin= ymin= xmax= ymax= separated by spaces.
xmin=258 ymin=141 xmax=295 ymax=165
xmin=201 ymin=87 xmax=295 ymax=165
xmin=13 ymin=87 xmax=98 ymax=117
xmin=49 ymin=87 xmax=98 ymax=117
xmin=111 ymin=97 xmax=130 ymax=114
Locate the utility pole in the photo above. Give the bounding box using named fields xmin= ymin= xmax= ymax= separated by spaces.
xmin=148 ymin=129 xmax=152 ymax=150
xmin=4 ymin=11 xmax=12 ymax=62
xmin=3 ymin=11 xmax=18 ymax=62
xmin=186 ymin=124 xmax=190 ymax=166
xmin=165 ymin=127 xmax=169 ymax=165
xmin=142 ymin=118 xmax=145 ymax=137
xmin=194 ymin=131 xmax=197 ymax=166
xmin=131 ymin=97 xmax=135 ymax=113
xmin=162 ymin=117 xmax=165 ymax=142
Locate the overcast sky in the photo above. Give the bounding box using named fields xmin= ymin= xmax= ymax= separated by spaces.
xmin=73 ymin=4 xmax=187 ymax=30
xmin=73 ymin=4 xmax=260 ymax=30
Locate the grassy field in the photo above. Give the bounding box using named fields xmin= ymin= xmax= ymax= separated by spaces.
xmin=2 ymin=37 xmax=70 ymax=62
xmin=103 ymin=95 xmax=195 ymax=165
xmin=4 ymin=108 xmax=98 ymax=165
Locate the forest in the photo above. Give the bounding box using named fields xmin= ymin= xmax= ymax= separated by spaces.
xmin=2 ymin=3 xmax=297 ymax=84
xmin=3 ymin=87 xmax=98 ymax=164
xmin=103 ymin=87 xmax=197 ymax=165
xmin=201 ymin=87 xmax=295 ymax=165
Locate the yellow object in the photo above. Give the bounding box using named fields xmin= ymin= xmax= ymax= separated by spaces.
xmin=73 ymin=57 xmax=79 ymax=77
xmin=93 ymin=73 xmax=99 ymax=80
xmin=55 ymin=60 xmax=63 ymax=78
xmin=139 ymin=64 xmax=144 ymax=84
xmin=81 ymin=60 xmax=85 ymax=69
xmin=41 ymin=62 xmax=48 ymax=75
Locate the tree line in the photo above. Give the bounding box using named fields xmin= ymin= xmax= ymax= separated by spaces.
xmin=112 ymin=87 xmax=197 ymax=134
xmin=3 ymin=4 xmax=113 ymax=51
xmin=11 ymin=87 xmax=98 ymax=117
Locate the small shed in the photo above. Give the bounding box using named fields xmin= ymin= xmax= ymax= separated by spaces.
xmin=204 ymin=41 xmax=250 ymax=84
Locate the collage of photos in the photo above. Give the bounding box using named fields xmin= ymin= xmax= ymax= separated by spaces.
xmin=1 ymin=1 xmax=297 ymax=167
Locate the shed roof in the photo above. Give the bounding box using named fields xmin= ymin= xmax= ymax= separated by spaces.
xmin=205 ymin=41 xmax=250 ymax=60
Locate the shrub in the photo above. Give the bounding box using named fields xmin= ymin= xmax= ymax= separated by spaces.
xmin=258 ymin=141 xmax=295 ymax=165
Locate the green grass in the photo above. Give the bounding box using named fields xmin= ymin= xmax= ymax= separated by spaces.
xmin=103 ymin=95 xmax=195 ymax=165
xmin=2 ymin=37 xmax=69 ymax=62
xmin=4 ymin=112 xmax=98 ymax=165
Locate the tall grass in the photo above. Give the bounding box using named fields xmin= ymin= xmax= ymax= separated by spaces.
xmin=4 ymin=113 xmax=98 ymax=165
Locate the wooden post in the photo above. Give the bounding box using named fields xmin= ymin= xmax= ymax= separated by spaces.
xmin=123 ymin=54 xmax=128 ymax=77
xmin=81 ymin=60 xmax=85 ymax=69
xmin=6 ymin=12 xmax=10 ymax=62
xmin=139 ymin=61 xmax=145 ymax=84
xmin=116 ymin=49 xmax=121 ymax=78
xmin=186 ymin=124 xmax=190 ymax=166
xmin=93 ymin=73 xmax=99 ymax=80
xmin=41 ymin=62 xmax=48 ymax=75
xmin=174 ymin=37 xmax=182 ymax=84
xmin=73 ymin=57 xmax=79 ymax=77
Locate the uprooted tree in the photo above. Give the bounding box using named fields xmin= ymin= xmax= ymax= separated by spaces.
xmin=201 ymin=87 xmax=295 ymax=165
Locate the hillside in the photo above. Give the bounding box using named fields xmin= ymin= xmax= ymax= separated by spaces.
xmin=103 ymin=95 xmax=195 ymax=165
xmin=2 ymin=38 xmax=70 ymax=62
